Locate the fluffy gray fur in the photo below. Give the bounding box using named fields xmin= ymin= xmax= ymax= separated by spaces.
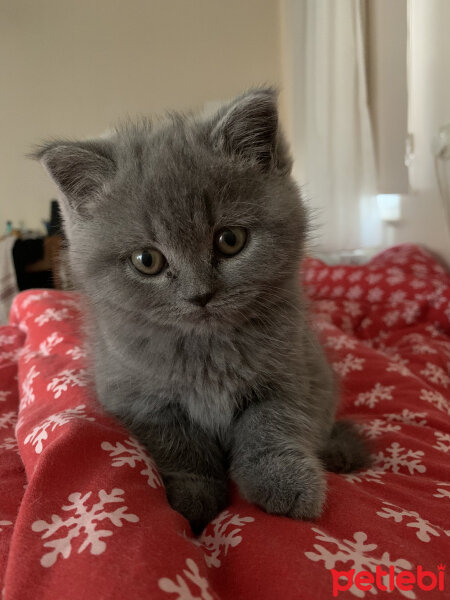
xmin=35 ymin=89 xmax=368 ymax=534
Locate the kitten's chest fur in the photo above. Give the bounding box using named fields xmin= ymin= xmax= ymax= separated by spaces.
xmin=96 ymin=318 xmax=277 ymax=432
xmin=168 ymin=332 xmax=260 ymax=430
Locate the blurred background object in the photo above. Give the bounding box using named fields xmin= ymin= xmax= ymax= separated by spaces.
xmin=1 ymin=0 xmax=449 ymax=265
xmin=433 ymin=123 xmax=450 ymax=236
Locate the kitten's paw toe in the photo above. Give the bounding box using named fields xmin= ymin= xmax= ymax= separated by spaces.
xmin=233 ymin=452 xmax=326 ymax=520
xmin=285 ymin=484 xmax=325 ymax=520
xmin=321 ymin=420 xmax=371 ymax=473
xmin=164 ymin=474 xmax=229 ymax=535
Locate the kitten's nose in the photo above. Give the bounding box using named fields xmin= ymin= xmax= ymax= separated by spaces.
xmin=187 ymin=291 xmax=215 ymax=307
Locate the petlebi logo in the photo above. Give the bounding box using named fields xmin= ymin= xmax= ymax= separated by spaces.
xmin=331 ymin=563 xmax=445 ymax=596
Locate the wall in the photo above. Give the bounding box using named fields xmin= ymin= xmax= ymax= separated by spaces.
xmin=0 ymin=0 xmax=282 ymax=231
xmin=279 ymin=0 xmax=306 ymax=185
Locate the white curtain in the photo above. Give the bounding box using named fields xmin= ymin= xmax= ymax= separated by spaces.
xmin=283 ymin=0 xmax=380 ymax=252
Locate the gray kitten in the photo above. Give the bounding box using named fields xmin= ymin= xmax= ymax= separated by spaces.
xmin=35 ymin=89 xmax=368 ymax=534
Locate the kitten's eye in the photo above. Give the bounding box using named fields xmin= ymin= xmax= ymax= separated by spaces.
xmin=131 ymin=249 xmax=166 ymax=275
xmin=214 ymin=227 xmax=247 ymax=257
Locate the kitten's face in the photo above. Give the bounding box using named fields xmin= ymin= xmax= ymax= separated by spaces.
xmin=37 ymin=89 xmax=306 ymax=333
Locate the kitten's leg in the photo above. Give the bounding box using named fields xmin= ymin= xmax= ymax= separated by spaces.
xmin=320 ymin=420 xmax=370 ymax=473
xmin=230 ymin=398 xmax=327 ymax=520
xmin=126 ymin=405 xmax=228 ymax=535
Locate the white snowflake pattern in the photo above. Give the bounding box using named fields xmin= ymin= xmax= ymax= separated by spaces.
xmin=432 ymin=262 xmax=445 ymax=274
xmin=386 ymin=355 xmax=412 ymax=377
xmin=348 ymin=270 xmax=363 ymax=282
xmin=0 ymin=520 xmax=13 ymax=532
xmin=434 ymin=482 xmax=450 ymax=500
xmin=66 ymin=346 xmax=86 ymax=361
xmin=195 ymin=510 xmax=254 ymax=568
xmin=358 ymin=418 xmax=401 ymax=439
xmin=409 ymin=279 xmax=426 ymax=289
xmin=304 ymin=269 xmax=315 ymax=282
xmin=343 ymin=469 xmax=385 ymax=485
xmin=372 ymin=442 xmax=426 ymax=476
xmin=39 ymin=332 xmax=64 ymax=357
xmin=424 ymin=324 xmax=441 ymax=338
xmin=411 ymin=263 xmax=429 ymax=278
xmin=9 ymin=300 xmax=19 ymax=321
xmin=387 ymin=252 xmax=409 ymax=266
xmin=21 ymin=291 xmax=51 ymax=309
xmin=419 ymin=389 xmax=450 ymax=415
xmin=384 ymin=409 xmax=427 ymax=427
xmin=31 ymin=488 xmax=139 ymax=567
xmin=47 ymin=369 xmax=88 ymax=399
xmin=343 ymin=301 xmax=362 ymax=318
xmin=23 ymin=405 xmax=95 ymax=454
xmin=332 ymin=354 xmax=365 ymax=378
xmin=382 ymin=310 xmax=400 ymax=327
xmin=402 ymin=301 xmax=420 ymax=324
xmin=434 ymin=340 xmax=450 ymax=361
xmin=331 ymin=268 xmax=346 ymax=281
xmin=0 ymin=437 xmax=19 ymax=453
xmin=369 ymin=330 xmax=390 ymax=350
xmin=0 ymin=334 xmax=17 ymax=346
xmin=389 ymin=290 xmax=407 ymax=303
xmin=58 ymin=297 xmax=81 ymax=310
xmin=21 ymin=365 xmax=40 ymax=408
xmin=0 ymin=391 xmax=11 ymax=402
xmin=339 ymin=315 xmax=355 ymax=335
xmin=355 ymin=383 xmax=395 ymax=409
xmin=386 ymin=268 xmax=405 ymax=286
xmin=35 ymin=308 xmax=70 ymax=327
xmin=19 ymin=345 xmax=38 ymax=364
xmin=376 ymin=501 xmax=450 ymax=542
xmin=420 ymin=363 xmax=449 ymax=388
xmin=324 ymin=335 xmax=357 ymax=351
xmin=411 ymin=343 xmax=437 ymax=355
xmin=330 ymin=285 xmax=344 ymax=298
xmin=101 ymin=438 xmax=162 ymax=488
xmin=305 ymin=528 xmax=414 ymax=598
xmin=0 ymin=350 xmax=20 ymax=364
xmin=312 ymin=317 xmax=335 ymax=332
xmin=386 ymin=362 xmax=413 ymax=377
xmin=316 ymin=300 xmax=337 ymax=313
xmin=367 ymin=287 xmax=384 ymax=302
xmin=158 ymin=559 xmax=214 ymax=600
xmin=402 ymin=333 xmax=427 ymax=344
xmin=433 ymin=431 xmax=450 ymax=453
xmin=366 ymin=273 xmax=382 ymax=284
xmin=0 ymin=411 xmax=17 ymax=430
xmin=347 ymin=285 xmax=363 ymax=300
xmin=18 ymin=312 xmax=32 ymax=334
xmin=317 ymin=268 xmax=329 ymax=281
xmin=306 ymin=285 xmax=317 ymax=298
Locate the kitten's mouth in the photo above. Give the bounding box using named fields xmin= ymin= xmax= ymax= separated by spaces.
xmin=185 ymin=303 xmax=243 ymax=329
xmin=188 ymin=306 xmax=216 ymax=322
xmin=186 ymin=302 xmax=234 ymax=327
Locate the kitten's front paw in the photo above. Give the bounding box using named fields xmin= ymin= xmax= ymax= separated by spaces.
xmin=232 ymin=452 xmax=325 ymax=520
xmin=164 ymin=473 xmax=229 ymax=535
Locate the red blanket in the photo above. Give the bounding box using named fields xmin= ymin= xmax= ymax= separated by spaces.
xmin=1 ymin=244 xmax=449 ymax=599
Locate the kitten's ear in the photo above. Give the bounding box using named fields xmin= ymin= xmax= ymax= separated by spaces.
xmin=210 ymin=88 xmax=292 ymax=173
xmin=32 ymin=139 xmax=116 ymax=215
